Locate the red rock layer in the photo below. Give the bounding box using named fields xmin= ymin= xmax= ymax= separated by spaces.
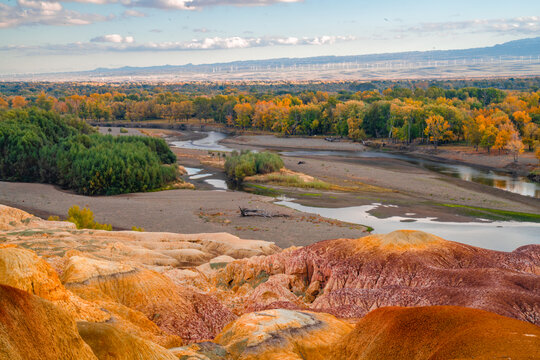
xmin=63 ymin=256 xmax=236 ymax=341
xmin=215 ymin=230 xmax=540 ymax=324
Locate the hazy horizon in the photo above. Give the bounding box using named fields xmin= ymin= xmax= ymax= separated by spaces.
xmin=0 ymin=0 xmax=539 ymax=75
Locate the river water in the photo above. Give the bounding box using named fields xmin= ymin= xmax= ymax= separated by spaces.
xmin=173 ymin=132 xmax=539 ymax=198
xmin=275 ymin=200 xmax=539 ymax=251
xmin=174 ymin=132 xmax=539 ymax=251
xmin=171 ymin=131 xmax=232 ymax=152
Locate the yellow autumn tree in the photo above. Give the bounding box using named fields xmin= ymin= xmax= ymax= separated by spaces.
xmin=233 ymin=103 xmax=254 ymax=129
xmin=10 ymin=95 xmax=27 ymax=108
xmin=424 ymin=115 xmax=452 ymax=150
xmin=522 ymin=122 xmax=540 ymax=151
xmin=507 ymin=132 xmax=525 ymax=163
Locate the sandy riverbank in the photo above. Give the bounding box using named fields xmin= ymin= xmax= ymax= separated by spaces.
xmin=221 ymin=134 xmax=538 ymax=211
xmin=222 ymin=134 xmax=366 ymax=151
xmin=224 ymin=134 xmax=538 ymax=174
xmin=1 ymin=131 xmax=538 ymax=251
xmin=0 ymin=182 xmax=368 ymax=249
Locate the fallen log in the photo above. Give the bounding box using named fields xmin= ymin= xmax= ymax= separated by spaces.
xmin=239 ymin=207 xmax=289 ymax=218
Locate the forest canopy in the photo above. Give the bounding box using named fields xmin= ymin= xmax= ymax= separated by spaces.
xmin=1 ymin=79 xmax=539 ymax=163
xmin=0 ymin=108 xmax=177 ymax=195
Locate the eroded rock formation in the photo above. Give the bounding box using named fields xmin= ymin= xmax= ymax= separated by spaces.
xmin=0 ymin=284 xmax=98 ymax=360
xmin=214 ymin=230 xmax=540 ymax=323
xmin=62 ymin=255 xmax=236 ymax=341
xmin=331 ymin=305 xmax=540 ymax=359
xmin=77 ymin=321 xmax=178 ymax=360
xmin=174 ymin=309 xmax=353 ymax=360
xmin=1 ymin=204 xmax=539 ymax=360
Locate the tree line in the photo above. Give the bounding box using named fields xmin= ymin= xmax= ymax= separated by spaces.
xmin=1 ymin=83 xmax=540 ymax=161
xmin=0 ymin=108 xmax=178 ymax=195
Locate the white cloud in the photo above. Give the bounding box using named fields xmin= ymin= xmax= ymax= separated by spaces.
xmin=0 ymin=0 xmax=110 ymax=28
xmin=132 ymin=35 xmax=355 ymax=50
xmin=122 ymin=9 xmax=146 ymax=17
xmin=1 ymin=34 xmax=355 ymax=53
xmin=24 ymin=0 xmax=303 ymax=10
xmin=91 ymin=34 xmax=135 ymax=43
xmin=18 ymin=0 xmax=62 ymax=12
xmin=405 ymin=16 xmax=540 ymax=36
xmin=0 ymin=0 xmax=303 ymax=28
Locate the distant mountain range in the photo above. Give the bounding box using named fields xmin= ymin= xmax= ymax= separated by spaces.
xmin=4 ymin=37 xmax=540 ymax=81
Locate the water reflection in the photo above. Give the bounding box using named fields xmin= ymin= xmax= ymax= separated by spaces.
xmin=171 ymin=131 xmax=233 ymax=152
xmin=176 ymin=132 xmax=539 ymax=198
xmin=276 ymin=200 xmax=540 ymax=252
xmin=204 ymin=179 xmax=228 ymax=190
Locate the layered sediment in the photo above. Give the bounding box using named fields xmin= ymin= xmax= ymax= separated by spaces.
xmin=0 ymin=204 xmax=538 ymax=359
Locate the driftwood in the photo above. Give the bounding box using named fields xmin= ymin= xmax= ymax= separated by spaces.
xmin=239 ymin=207 xmax=289 ymax=218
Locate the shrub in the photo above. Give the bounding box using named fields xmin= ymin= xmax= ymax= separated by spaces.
xmin=225 ymin=151 xmax=283 ymax=183
xmin=119 ymin=128 xmax=128 ymax=133
xmin=67 ymin=205 xmax=112 ymax=230
xmin=131 ymin=226 xmax=145 ymax=232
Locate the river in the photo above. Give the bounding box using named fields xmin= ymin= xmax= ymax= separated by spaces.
xmin=172 ymin=131 xmax=539 ymax=198
xmin=172 ymin=132 xmax=539 ymax=251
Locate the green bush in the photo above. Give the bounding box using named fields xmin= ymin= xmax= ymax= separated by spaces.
xmin=0 ymin=108 xmax=177 ymax=195
xmin=119 ymin=128 xmax=128 ymax=133
xmin=67 ymin=205 xmax=112 ymax=230
xmin=225 ymin=151 xmax=283 ymax=183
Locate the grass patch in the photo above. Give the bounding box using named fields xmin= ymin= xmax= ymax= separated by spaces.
xmin=262 ymin=173 xmax=333 ymax=190
xmin=438 ymin=204 xmax=540 ymax=222
xmin=299 ymin=193 xmax=322 ymax=197
xmin=6 ymin=230 xmax=54 ymax=237
xmin=210 ymin=262 xmax=228 ymax=270
xmin=242 ymin=183 xmax=281 ymax=196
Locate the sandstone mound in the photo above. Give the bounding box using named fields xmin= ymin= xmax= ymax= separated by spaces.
xmin=215 ymin=230 xmax=540 ymax=323
xmin=362 ymin=229 xmax=445 ymax=250
xmin=174 ymin=309 xmax=353 ymax=360
xmin=0 ymin=205 xmax=279 ymax=270
xmin=0 ymin=284 xmax=97 ymax=360
xmin=332 ymin=306 xmax=540 ymax=360
xmin=77 ymin=321 xmax=177 ymax=360
xmin=0 ymin=245 xmax=109 ymax=322
xmin=63 ymin=255 xmax=236 ymax=341
xmin=0 ymin=204 xmax=74 ymax=231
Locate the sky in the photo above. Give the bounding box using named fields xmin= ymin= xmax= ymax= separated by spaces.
xmin=0 ymin=0 xmax=539 ymax=74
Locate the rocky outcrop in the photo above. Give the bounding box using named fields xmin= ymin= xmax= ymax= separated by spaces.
xmin=174 ymin=309 xmax=353 ymax=360
xmin=0 ymin=245 xmax=109 ymax=322
xmin=2 ymin=204 xmax=540 ymax=360
xmin=0 ymin=205 xmax=279 ymax=270
xmin=0 ymin=204 xmax=74 ymax=231
xmin=77 ymin=321 xmax=177 ymax=360
xmin=0 ymin=284 xmax=98 ymax=360
xmin=171 ymin=305 xmax=540 ymax=360
xmin=62 ymin=255 xmax=236 ymax=341
xmin=331 ymin=306 xmax=540 ymax=360
xmin=215 ymin=230 xmax=540 ymax=324
xmin=0 ymin=205 xmax=278 ymax=342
